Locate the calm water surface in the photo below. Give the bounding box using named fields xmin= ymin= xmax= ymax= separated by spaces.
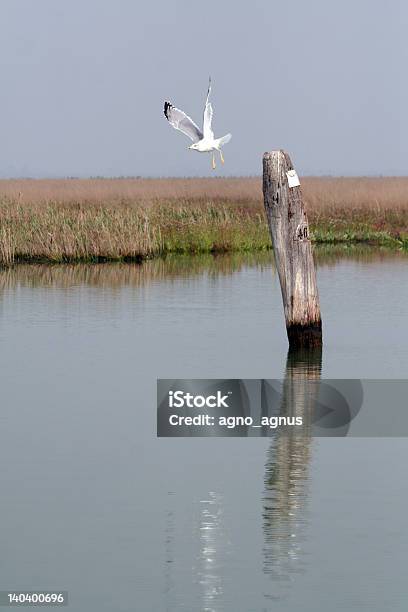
xmin=0 ymin=247 xmax=406 ymax=612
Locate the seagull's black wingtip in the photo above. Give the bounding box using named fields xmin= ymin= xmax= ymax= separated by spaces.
xmin=164 ymin=100 xmax=172 ymax=119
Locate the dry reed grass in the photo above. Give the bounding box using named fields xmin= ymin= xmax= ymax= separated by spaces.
xmin=1 ymin=176 xmax=407 ymax=209
xmin=0 ymin=177 xmax=406 ymax=265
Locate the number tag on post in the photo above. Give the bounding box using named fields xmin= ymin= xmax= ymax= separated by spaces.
xmin=286 ymin=169 xmax=300 ymax=188
xmin=295 ymin=222 xmax=309 ymax=241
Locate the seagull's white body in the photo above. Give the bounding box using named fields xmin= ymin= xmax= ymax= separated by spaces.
xmin=164 ymin=78 xmax=231 ymax=169
xmin=192 ymin=136 xmax=227 ymax=153
xmin=194 ymin=139 xmax=216 ymax=153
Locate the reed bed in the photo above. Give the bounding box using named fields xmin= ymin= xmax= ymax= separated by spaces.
xmin=0 ymin=177 xmax=406 ymax=265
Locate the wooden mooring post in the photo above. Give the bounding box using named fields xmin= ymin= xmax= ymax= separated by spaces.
xmin=263 ymin=150 xmax=322 ymax=348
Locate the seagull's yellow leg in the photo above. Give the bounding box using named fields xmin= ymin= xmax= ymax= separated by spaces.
xmin=212 ymin=153 xmax=216 ymax=170
xmin=220 ymin=150 xmax=225 ymax=164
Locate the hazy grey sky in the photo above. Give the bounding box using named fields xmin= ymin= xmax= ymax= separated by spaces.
xmin=0 ymin=0 xmax=406 ymax=177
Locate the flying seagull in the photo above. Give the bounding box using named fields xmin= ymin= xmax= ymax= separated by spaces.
xmin=164 ymin=78 xmax=231 ymax=170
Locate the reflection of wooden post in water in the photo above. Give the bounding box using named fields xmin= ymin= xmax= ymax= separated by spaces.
xmin=263 ymin=151 xmax=322 ymax=349
xmin=262 ymin=347 xmax=322 ymax=590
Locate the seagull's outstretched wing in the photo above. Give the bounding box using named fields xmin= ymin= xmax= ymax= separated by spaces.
xmin=164 ymin=101 xmax=203 ymax=142
xmin=202 ymin=77 xmax=214 ymax=140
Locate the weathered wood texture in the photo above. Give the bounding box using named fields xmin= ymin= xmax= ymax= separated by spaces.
xmin=263 ymin=150 xmax=322 ymax=348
